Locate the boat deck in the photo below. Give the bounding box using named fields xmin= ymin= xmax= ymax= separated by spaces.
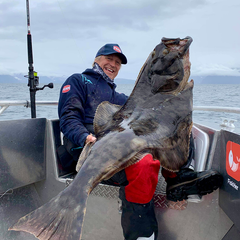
xmin=0 ymin=117 xmax=239 ymax=239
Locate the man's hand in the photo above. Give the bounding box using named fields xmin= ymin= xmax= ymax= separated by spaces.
xmin=85 ymin=134 xmax=96 ymax=144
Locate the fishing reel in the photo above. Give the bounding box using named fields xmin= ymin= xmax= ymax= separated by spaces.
xmin=25 ymin=71 xmax=54 ymax=91
xmin=35 ymin=82 xmax=54 ymax=91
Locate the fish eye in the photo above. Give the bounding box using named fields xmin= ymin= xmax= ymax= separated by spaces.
xmin=151 ymin=51 xmax=155 ymax=58
xmin=163 ymin=49 xmax=169 ymax=55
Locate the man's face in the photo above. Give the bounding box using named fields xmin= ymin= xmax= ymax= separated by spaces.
xmin=95 ymin=54 xmax=121 ymax=80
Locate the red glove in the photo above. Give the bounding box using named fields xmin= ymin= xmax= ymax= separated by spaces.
xmin=124 ymin=154 xmax=160 ymax=204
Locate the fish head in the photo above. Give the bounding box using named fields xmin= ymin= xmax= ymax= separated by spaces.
xmin=147 ymin=36 xmax=193 ymax=94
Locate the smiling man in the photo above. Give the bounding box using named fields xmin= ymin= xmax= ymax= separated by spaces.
xmin=58 ymin=44 xmax=128 ymax=154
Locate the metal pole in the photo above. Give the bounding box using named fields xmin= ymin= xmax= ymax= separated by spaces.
xmin=26 ymin=0 xmax=36 ymax=118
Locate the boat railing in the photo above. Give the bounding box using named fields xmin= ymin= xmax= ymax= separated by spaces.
xmin=0 ymin=100 xmax=58 ymax=115
xmin=1 ymin=100 xmax=240 ymax=116
xmin=193 ymin=106 xmax=240 ymax=114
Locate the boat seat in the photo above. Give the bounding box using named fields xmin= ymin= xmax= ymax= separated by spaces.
xmin=50 ymin=119 xmax=76 ymax=178
xmin=191 ymin=125 xmax=210 ymax=171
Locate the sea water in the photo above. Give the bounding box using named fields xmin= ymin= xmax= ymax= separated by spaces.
xmin=0 ymin=83 xmax=240 ymax=133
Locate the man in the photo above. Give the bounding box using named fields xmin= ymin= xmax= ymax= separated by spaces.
xmin=58 ymin=43 xmax=222 ymax=240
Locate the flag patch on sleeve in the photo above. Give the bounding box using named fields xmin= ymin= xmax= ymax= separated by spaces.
xmin=62 ymin=85 xmax=71 ymax=93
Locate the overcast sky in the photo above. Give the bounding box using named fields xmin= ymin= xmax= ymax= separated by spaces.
xmin=0 ymin=0 xmax=239 ymax=80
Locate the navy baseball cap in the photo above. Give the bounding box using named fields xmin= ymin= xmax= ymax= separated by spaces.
xmin=95 ymin=43 xmax=127 ymax=64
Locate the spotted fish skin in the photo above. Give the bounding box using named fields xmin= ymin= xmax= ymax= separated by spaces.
xmin=9 ymin=37 xmax=193 ymax=240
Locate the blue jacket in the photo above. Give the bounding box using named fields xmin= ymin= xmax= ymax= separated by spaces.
xmin=58 ymin=68 xmax=128 ymax=147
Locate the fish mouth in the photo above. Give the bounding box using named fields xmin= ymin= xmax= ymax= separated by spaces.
xmin=161 ymin=36 xmax=193 ymax=57
xmin=148 ymin=36 xmax=192 ymax=94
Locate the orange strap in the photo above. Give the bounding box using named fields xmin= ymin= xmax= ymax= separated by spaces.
xmin=161 ymin=168 xmax=177 ymax=180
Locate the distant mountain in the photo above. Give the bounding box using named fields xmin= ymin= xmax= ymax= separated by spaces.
xmin=0 ymin=74 xmax=135 ymax=85
xmin=0 ymin=74 xmax=240 ymax=84
xmin=114 ymin=78 xmax=135 ymax=84
xmin=0 ymin=75 xmax=19 ymax=83
xmin=190 ymin=75 xmax=240 ymax=84
xmin=0 ymin=74 xmax=67 ymax=84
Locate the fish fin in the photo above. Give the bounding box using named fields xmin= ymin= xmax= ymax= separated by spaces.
xmin=9 ymin=188 xmax=89 ymax=240
xmin=94 ymin=101 xmax=122 ymax=137
xmin=76 ymin=141 xmax=94 ymax=172
xmin=102 ymin=152 xmax=151 ymax=181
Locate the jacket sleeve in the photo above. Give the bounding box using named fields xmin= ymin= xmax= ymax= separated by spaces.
xmin=58 ymin=74 xmax=89 ymax=147
xmin=113 ymin=91 xmax=128 ymax=105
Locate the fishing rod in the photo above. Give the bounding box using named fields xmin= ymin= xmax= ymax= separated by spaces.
xmin=26 ymin=0 xmax=53 ymax=118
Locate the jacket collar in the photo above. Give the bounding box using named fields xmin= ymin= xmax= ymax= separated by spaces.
xmin=82 ymin=65 xmax=117 ymax=89
xmin=92 ymin=63 xmax=115 ymax=85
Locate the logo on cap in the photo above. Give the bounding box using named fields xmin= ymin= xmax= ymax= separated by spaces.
xmin=113 ymin=46 xmax=121 ymax=53
xmin=62 ymin=85 xmax=71 ymax=93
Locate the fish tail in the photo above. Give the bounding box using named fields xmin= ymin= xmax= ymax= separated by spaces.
xmin=9 ymin=189 xmax=89 ymax=240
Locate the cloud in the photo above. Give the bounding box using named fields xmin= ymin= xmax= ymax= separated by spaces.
xmin=1 ymin=0 xmax=207 ymax=40
xmin=0 ymin=0 xmax=240 ymax=79
xmin=193 ymin=64 xmax=240 ymax=77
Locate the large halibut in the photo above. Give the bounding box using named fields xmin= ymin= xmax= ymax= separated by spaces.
xmin=10 ymin=36 xmax=193 ymax=240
